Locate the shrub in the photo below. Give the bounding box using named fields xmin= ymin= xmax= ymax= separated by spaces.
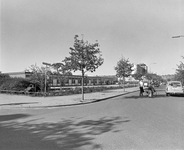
xmin=0 ymin=77 xmax=33 ymax=91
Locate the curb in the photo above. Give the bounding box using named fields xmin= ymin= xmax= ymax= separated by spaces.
xmin=15 ymin=90 xmax=139 ymax=109
xmin=43 ymin=89 xmax=164 ymax=108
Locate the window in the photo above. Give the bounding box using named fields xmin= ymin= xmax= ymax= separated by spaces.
xmin=72 ymin=79 xmax=75 ymax=84
xmin=169 ymin=82 xmax=181 ymax=87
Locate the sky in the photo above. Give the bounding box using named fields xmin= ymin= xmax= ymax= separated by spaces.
xmin=1 ymin=0 xmax=184 ymax=76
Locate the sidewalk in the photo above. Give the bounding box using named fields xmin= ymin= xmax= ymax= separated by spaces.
xmin=0 ymin=87 xmax=139 ymax=108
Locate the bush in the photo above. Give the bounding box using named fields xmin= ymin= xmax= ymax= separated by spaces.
xmin=0 ymin=78 xmax=16 ymax=90
xmin=0 ymin=77 xmax=33 ymax=91
xmin=0 ymin=73 xmax=10 ymax=85
xmin=0 ymin=78 xmax=137 ymax=96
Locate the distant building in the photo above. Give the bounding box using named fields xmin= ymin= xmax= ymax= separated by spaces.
xmin=4 ymin=71 xmax=119 ymax=87
xmin=3 ymin=72 xmax=32 ymax=78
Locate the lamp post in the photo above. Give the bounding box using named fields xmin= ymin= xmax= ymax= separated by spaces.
xmin=149 ymin=63 xmax=156 ymax=73
xmin=172 ymin=35 xmax=184 ymax=38
xmin=42 ymin=62 xmax=52 ymax=96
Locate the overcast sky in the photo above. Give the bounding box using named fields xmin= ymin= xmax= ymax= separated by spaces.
xmin=1 ymin=0 xmax=184 ymax=75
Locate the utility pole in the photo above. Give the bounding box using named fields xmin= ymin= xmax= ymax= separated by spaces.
xmin=172 ymin=35 xmax=184 ymax=38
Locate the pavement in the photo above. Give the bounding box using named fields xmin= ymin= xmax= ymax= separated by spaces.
xmin=0 ymin=86 xmax=139 ymax=109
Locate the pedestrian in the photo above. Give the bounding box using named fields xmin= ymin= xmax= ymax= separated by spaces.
xmin=148 ymin=80 xmax=156 ymax=96
xmin=139 ymin=79 xmax=144 ymax=96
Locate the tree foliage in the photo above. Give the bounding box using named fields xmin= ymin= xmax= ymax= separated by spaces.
xmin=64 ymin=35 xmax=104 ymax=74
xmin=52 ymin=62 xmax=72 ymax=87
xmin=25 ymin=64 xmax=50 ymax=92
xmin=114 ymin=56 xmax=134 ymax=78
xmin=0 ymin=73 xmax=10 ymax=86
xmin=114 ymin=56 xmax=134 ymax=91
xmin=175 ymin=56 xmax=184 ymax=84
xmin=0 ymin=76 xmax=32 ymax=91
xmin=52 ymin=62 xmax=72 ymax=75
xmin=144 ymin=73 xmax=163 ymax=81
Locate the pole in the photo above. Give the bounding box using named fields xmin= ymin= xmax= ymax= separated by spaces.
xmin=44 ymin=65 xmax=47 ymax=96
xmin=172 ymin=35 xmax=184 ymax=38
xmin=123 ymin=76 xmax=125 ymax=92
xmin=81 ymin=69 xmax=84 ymax=102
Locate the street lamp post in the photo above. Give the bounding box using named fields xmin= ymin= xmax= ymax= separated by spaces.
xmin=42 ymin=62 xmax=52 ymax=96
xmin=149 ymin=63 xmax=156 ymax=73
xmin=172 ymin=35 xmax=184 ymax=38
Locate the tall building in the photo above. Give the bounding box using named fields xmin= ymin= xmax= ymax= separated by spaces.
xmin=132 ymin=63 xmax=148 ymax=74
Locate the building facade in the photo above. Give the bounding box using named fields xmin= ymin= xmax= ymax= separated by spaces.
xmin=3 ymin=72 xmax=32 ymax=78
xmin=4 ymin=72 xmax=119 ymax=87
xmin=48 ymin=74 xmax=118 ymax=88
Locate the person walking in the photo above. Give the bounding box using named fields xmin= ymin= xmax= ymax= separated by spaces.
xmin=139 ymin=79 xmax=144 ymax=96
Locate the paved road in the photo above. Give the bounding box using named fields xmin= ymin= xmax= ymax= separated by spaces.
xmin=0 ymin=86 xmax=184 ymax=150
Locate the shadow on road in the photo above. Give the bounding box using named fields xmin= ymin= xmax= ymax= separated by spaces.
xmin=0 ymin=114 xmax=30 ymax=122
xmin=0 ymin=115 xmax=130 ymax=150
xmin=124 ymin=94 xmax=166 ymax=99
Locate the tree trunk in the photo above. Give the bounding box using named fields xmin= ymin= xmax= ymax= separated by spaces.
xmin=81 ymin=70 xmax=84 ymax=101
xmin=123 ymin=76 xmax=125 ymax=92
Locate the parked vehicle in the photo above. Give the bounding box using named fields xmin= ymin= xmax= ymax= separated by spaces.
xmin=165 ymin=81 xmax=184 ymax=96
xmin=24 ymin=84 xmax=41 ymax=94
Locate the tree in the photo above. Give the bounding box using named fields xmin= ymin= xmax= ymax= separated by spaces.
xmin=64 ymin=35 xmax=104 ymax=101
xmin=0 ymin=73 xmax=10 ymax=86
xmin=114 ymin=56 xmax=134 ymax=91
xmin=52 ymin=62 xmax=72 ymax=88
xmin=25 ymin=64 xmax=50 ymax=93
xmin=175 ymin=56 xmax=184 ymax=85
xmin=144 ymin=73 xmax=163 ymax=86
xmin=145 ymin=73 xmax=156 ymax=81
xmin=0 ymin=73 xmax=37 ymax=92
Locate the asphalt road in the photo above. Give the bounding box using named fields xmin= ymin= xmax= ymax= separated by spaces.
xmin=0 ymin=86 xmax=184 ymax=150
